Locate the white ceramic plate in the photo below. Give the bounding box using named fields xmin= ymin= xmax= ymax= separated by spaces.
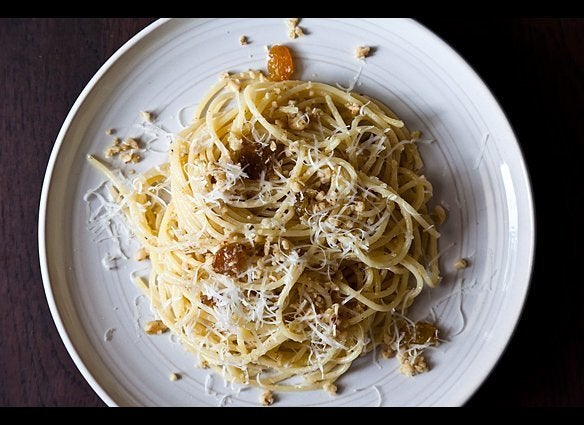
xmin=39 ymin=18 xmax=534 ymax=406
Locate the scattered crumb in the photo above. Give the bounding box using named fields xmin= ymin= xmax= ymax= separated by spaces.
xmin=454 ymin=258 xmax=470 ymax=270
xmin=169 ymin=373 xmax=181 ymax=381
xmin=103 ymin=328 xmax=115 ymax=342
xmin=239 ymin=35 xmax=248 ymax=45
xmin=260 ymin=390 xmax=274 ymax=406
xmin=134 ymin=247 xmax=149 ymax=261
xmin=323 ymin=382 xmax=337 ymax=396
xmin=103 ymin=136 xmax=141 ymax=162
xmin=144 ymin=319 xmax=169 ymax=335
xmin=286 ymin=18 xmax=304 ymax=39
xmin=140 ymin=111 xmax=153 ymax=122
xmin=355 ymin=45 xmax=371 ymax=60
xmin=105 ymin=128 xmax=115 ymax=136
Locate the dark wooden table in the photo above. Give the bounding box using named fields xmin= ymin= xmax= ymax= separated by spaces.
xmin=1 ymin=18 xmax=582 ymax=407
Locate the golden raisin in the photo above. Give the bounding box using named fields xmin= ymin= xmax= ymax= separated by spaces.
xmin=212 ymin=243 xmax=249 ymax=275
xmin=239 ymin=141 xmax=269 ymax=180
xmin=267 ymin=45 xmax=294 ymax=82
xmin=412 ymin=322 xmax=439 ymax=345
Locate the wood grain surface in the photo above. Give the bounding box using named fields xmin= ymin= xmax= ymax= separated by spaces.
xmin=1 ymin=18 xmax=582 ymax=407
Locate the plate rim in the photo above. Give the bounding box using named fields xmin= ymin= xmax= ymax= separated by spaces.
xmin=38 ymin=17 xmax=535 ymax=407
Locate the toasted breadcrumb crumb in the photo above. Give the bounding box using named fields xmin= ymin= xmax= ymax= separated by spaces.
xmin=454 ymin=258 xmax=470 ymax=270
xmin=260 ymin=390 xmax=274 ymax=406
xmin=134 ymin=247 xmax=149 ymax=261
xmin=355 ymin=46 xmax=371 ymax=60
xmin=144 ymin=320 xmax=169 ymax=335
xmin=323 ymin=382 xmax=337 ymax=396
xmin=239 ymin=35 xmax=248 ymax=45
xmin=105 ymin=128 xmax=115 ymax=136
xmin=169 ymin=373 xmax=181 ymax=381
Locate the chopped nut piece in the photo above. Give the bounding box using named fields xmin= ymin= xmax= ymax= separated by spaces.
xmin=454 ymin=258 xmax=470 ymax=270
xmin=355 ymin=45 xmax=371 ymax=60
xmin=121 ymin=152 xmax=140 ymax=164
xmin=140 ymin=111 xmax=153 ymax=122
xmin=398 ymin=354 xmax=428 ymax=376
xmin=134 ymin=247 xmax=149 ymax=261
xmin=169 ymin=373 xmax=181 ymax=381
xmin=239 ymin=35 xmax=248 ymax=45
xmin=286 ymin=18 xmax=304 ymax=39
xmin=144 ymin=320 xmax=169 ymax=335
xmin=105 ymin=128 xmax=115 ymax=136
xmin=228 ymin=134 xmax=243 ymax=151
xmin=260 ymin=390 xmax=274 ymax=406
xmin=122 ymin=137 xmax=140 ymax=150
xmin=323 ymin=382 xmax=337 ymax=396
xmin=105 ymin=146 xmax=121 ymax=158
xmin=347 ymin=103 xmax=360 ymax=115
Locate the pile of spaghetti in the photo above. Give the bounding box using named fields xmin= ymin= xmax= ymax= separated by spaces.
xmin=91 ymin=70 xmax=442 ymax=391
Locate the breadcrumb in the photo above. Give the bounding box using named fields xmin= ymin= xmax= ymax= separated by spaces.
xmin=144 ymin=320 xmax=169 ymax=335
xmin=355 ymin=46 xmax=371 ymax=60
xmin=169 ymin=373 xmax=181 ymax=381
xmin=239 ymin=35 xmax=248 ymax=45
xmin=260 ymin=390 xmax=274 ymax=406
xmin=105 ymin=128 xmax=115 ymax=136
